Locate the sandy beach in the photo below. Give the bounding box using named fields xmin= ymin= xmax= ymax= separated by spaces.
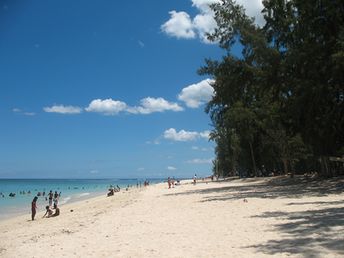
xmin=0 ymin=176 xmax=343 ymax=258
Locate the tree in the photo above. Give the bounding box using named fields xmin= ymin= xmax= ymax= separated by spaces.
xmin=201 ymin=0 xmax=343 ymax=177
xmin=262 ymin=0 xmax=344 ymax=176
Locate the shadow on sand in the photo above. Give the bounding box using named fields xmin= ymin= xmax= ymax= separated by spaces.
xmin=248 ymin=204 xmax=344 ymax=257
xmin=165 ymin=176 xmax=344 ymax=257
xmin=166 ymin=176 xmax=344 ymax=201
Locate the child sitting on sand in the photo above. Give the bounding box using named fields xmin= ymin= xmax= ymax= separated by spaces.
xmin=52 ymin=207 xmax=60 ymax=217
xmin=43 ymin=205 xmax=53 ymax=218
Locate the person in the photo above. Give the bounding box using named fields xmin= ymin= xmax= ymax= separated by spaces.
xmin=107 ymin=188 xmax=114 ymax=197
xmin=43 ymin=205 xmax=53 ymax=218
xmin=48 ymin=190 xmax=53 ymax=207
xmin=167 ymin=177 xmax=171 ymax=189
xmin=52 ymin=207 xmax=60 ymax=217
xmin=53 ymin=191 xmax=59 ymax=209
xmin=193 ymin=174 xmax=197 ymax=185
xmin=31 ymin=196 xmax=38 ymax=221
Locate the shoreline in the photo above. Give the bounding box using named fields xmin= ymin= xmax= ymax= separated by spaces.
xmin=1 ymin=176 xmax=343 ymax=257
xmin=0 ymin=178 xmax=164 ymax=221
xmin=0 ymin=190 xmax=107 ymax=222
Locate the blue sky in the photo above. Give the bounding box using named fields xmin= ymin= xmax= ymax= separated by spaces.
xmin=0 ymin=0 xmax=263 ymax=179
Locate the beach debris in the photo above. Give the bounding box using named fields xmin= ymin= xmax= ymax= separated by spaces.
xmin=61 ymin=229 xmax=74 ymax=234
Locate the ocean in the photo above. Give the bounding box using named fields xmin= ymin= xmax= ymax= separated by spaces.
xmin=0 ymin=178 xmax=163 ymax=220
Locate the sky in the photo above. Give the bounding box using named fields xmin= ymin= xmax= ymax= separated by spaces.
xmin=0 ymin=0 xmax=264 ymax=179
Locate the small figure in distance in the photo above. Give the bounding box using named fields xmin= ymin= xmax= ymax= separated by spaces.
xmin=43 ymin=205 xmax=53 ymax=218
xmin=51 ymin=207 xmax=60 ymax=217
xmin=168 ymin=177 xmax=171 ymax=189
xmin=193 ymin=174 xmax=197 ymax=185
xmin=48 ymin=190 xmax=53 ymax=207
xmin=31 ymin=196 xmax=38 ymax=221
xmin=107 ymin=188 xmax=114 ymax=197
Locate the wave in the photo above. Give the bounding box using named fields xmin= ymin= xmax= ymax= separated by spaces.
xmin=59 ymin=196 xmax=71 ymax=205
xmin=78 ymin=192 xmax=90 ymax=197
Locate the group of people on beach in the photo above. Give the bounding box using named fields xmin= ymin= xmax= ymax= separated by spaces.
xmin=167 ymin=177 xmax=181 ymax=188
xmin=31 ymin=190 xmax=60 ymax=221
xmin=107 ymin=185 xmax=121 ymax=196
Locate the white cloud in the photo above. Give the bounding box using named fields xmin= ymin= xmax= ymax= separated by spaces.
xmin=85 ymin=99 xmax=127 ymax=115
xmin=137 ymin=167 xmax=145 ymax=171
xmin=192 ymin=0 xmax=220 ymax=11
xmin=13 ymin=108 xmax=36 ymax=116
xmin=85 ymin=97 xmax=182 ymax=116
xmin=146 ymin=139 xmax=161 ymax=145
xmin=193 ymin=12 xmax=218 ymax=43
xmin=162 ymin=0 xmax=264 ymax=43
xmin=200 ymin=130 xmax=211 ymax=139
xmin=178 ymin=79 xmax=214 ymax=108
xmin=130 ymin=97 xmax=183 ymax=114
xmin=164 ymin=128 xmax=199 ymax=142
xmin=192 ymin=146 xmax=210 ymax=151
xmin=164 ymin=128 xmax=210 ymax=142
xmin=167 ymin=166 xmax=177 ymax=171
xmin=161 ymin=11 xmax=196 ymax=39
xmin=44 ymin=105 xmax=82 ymax=114
xmin=237 ymin=0 xmax=264 ymax=26
xmin=187 ymin=158 xmax=213 ymax=164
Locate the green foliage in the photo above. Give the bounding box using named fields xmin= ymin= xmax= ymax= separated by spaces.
xmin=202 ymin=0 xmax=344 ymax=177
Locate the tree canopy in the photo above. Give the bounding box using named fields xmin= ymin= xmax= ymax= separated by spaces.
xmin=201 ymin=0 xmax=344 ymax=177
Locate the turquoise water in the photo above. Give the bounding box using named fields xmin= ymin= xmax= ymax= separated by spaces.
xmin=0 ymin=178 xmax=163 ymax=220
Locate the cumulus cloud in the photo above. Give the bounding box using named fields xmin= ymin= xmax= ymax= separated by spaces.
xmin=237 ymin=0 xmax=264 ymax=26
xmin=130 ymin=97 xmax=183 ymax=114
xmin=161 ymin=11 xmax=196 ymax=39
xmin=178 ymin=79 xmax=214 ymax=108
xmin=85 ymin=99 xmax=127 ymax=115
xmin=164 ymin=128 xmax=210 ymax=142
xmin=162 ymin=0 xmax=264 ymax=43
xmin=199 ymin=130 xmax=211 ymax=139
xmin=44 ymin=105 xmax=82 ymax=114
xmin=85 ymin=97 xmax=182 ymax=116
xmin=187 ymin=158 xmax=213 ymax=164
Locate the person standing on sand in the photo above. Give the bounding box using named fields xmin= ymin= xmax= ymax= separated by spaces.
xmin=193 ymin=174 xmax=197 ymax=185
xmin=53 ymin=191 xmax=59 ymax=209
xmin=31 ymin=196 xmax=38 ymax=221
xmin=48 ymin=190 xmax=53 ymax=207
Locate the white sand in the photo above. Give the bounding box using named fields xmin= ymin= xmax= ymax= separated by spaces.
xmin=0 ymin=176 xmax=343 ymax=257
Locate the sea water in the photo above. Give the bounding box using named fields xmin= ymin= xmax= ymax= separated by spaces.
xmin=0 ymin=178 xmax=163 ymax=220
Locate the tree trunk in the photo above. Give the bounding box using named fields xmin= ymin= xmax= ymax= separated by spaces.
xmin=249 ymin=141 xmax=257 ymax=177
xmin=290 ymin=162 xmax=295 ymax=178
xmin=282 ymin=158 xmax=288 ymax=175
xmin=320 ymin=156 xmax=330 ymax=177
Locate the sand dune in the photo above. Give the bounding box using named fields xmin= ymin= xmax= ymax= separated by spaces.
xmin=0 ymin=176 xmax=343 ymax=257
